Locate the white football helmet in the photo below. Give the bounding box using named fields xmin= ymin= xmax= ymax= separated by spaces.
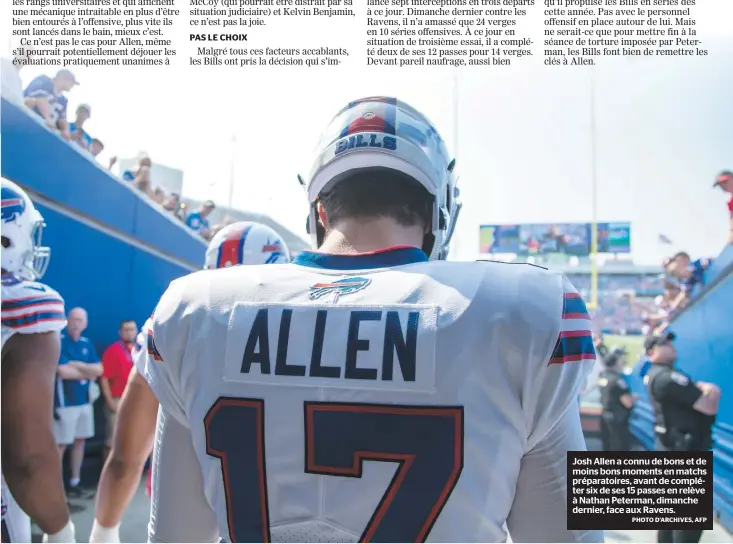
xmin=299 ymin=96 xmax=461 ymax=260
xmin=1 ymin=178 xmax=50 ymax=280
xmin=203 ymin=221 xmax=290 ymax=269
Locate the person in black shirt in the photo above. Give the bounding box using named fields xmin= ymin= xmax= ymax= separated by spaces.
xmin=598 ymin=347 xmax=634 ymax=451
xmin=645 ymin=332 xmax=721 ymax=544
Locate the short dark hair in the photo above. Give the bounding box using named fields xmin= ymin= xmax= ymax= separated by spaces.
xmin=320 ymin=169 xmax=432 ymax=229
xmin=120 ymin=319 xmax=136 ymax=329
xmin=673 ymin=251 xmax=690 ymax=261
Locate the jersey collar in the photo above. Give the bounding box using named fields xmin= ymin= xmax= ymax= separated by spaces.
xmin=292 ymin=246 xmax=428 ymax=270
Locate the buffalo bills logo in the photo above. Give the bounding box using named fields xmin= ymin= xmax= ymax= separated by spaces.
xmin=309 ymin=277 xmax=371 ymax=301
xmin=1 ymin=187 xmax=26 ymax=223
xmin=263 ymin=238 xmax=285 ymax=264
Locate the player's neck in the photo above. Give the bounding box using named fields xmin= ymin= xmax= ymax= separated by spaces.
xmin=319 ymin=218 xmax=424 ymax=255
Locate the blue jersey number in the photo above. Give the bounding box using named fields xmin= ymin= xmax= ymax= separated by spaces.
xmin=204 ymin=398 xmax=464 ymax=543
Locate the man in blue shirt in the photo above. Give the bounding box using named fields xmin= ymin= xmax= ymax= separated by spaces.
xmin=23 ymin=69 xmax=78 ymax=139
xmin=69 ymin=104 xmax=93 ymax=151
xmin=53 ymin=307 xmax=103 ymax=497
xmin=185 ymin=200 xmax=216 ymax=237
xmin=665 ymin=252 xmax=713 ymax=312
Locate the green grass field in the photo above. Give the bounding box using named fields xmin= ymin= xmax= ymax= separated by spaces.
xmin=604 ymin=334 xmax=645 ymax=366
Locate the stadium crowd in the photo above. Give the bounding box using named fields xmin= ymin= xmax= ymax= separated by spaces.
xmin=566 ymin=274 xmax=660 ymax=335
xmin=640 ymin=170 xmax=731 ymax=334
xmin=118 ymin=154 xmax=229 ymax=241
xmin=0 ymin=60 xmax=237 ymax=243
xmin=571 ymin=170 xmax=731 ymax=336
xmin=575 ymin=248 xmax=716 ymax=336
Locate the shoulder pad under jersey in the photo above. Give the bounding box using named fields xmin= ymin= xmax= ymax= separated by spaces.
xmin=1 ymin=275 xmax=67 ymax=335
xmin=476 ymin=259 xmax=549 ymax=271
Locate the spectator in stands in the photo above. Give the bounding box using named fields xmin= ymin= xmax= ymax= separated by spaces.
xmin=133 ymin=166 xmax=153 ymax=197
xmin=665 ymin=252 xmax=713 ymax=313
xmin=53 ymin=307 xmax=102 ymax=497
xmin=151 ymin=187 xmax=166 ymax=205
xmin=100 ymin=320 xmax=138 ymax=461
xmin=23 ymin=69 xmax=78 ymax=139
xmin=162 ymin=193 xmax=181 ymax=214
xmin=186 ymin=200 xmax=215 ymax=238
xmin=162 ymin=193 xmax=189 ymax=223
xmin=176 ymin=202 xmax=188 ymax=222
xmin=69 ymin=104 xmax=92 ymax=151
xmin=122 ymin=156 xmax=152 ymax=183
xmin=714 ymin=170 xmax=733 ymax=244
xmin=90 ymin=138 xmax=104 ymax=158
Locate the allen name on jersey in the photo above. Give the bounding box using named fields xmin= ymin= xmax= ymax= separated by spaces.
xmin=234 ymin=300 xmax=432 ymax=389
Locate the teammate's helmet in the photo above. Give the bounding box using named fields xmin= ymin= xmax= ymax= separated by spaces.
xmin=203 ymin=221 xmax=290 ymax=269
xmin=1 ymin=178 xmax=50 ymax=280
xmin=299 ymin=97 xmax=462 ymax=260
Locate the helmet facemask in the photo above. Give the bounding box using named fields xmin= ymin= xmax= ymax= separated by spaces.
xmin=1 ymin=217 xmax=50 ymax=281
xmin=426 ymin=161 xmax=461 ymax=260
xmin=19 ymin=219 xmax=51 ymax=280
xmin=1 ymin=180 xmax=51 ymax=280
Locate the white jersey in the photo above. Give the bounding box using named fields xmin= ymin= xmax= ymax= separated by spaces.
xmin=1 ymin=272 xmax=66 ymax=543
xmin=140 ymin=249 xmax=602 ymax=543
xmin=132 ymin=317 xmax=151 ymax=374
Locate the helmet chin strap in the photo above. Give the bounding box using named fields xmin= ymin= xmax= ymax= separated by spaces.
xmin=306 ymin=204 xmax=326 ymax=249
xmin=431 ymin=199 xmax=462 ymax=261
xmin=422 ymin=232 xmax=436 ymax=259
xmin=304 ymin=180 xmax=462 ymax=258
xmin=443 ymin=200 xmax=462 ymax=254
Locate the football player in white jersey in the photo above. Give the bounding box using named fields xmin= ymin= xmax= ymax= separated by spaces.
xmin=1 ymin=178 xmax=76 ymax=543
xmin=90 ymin=221 xmax=290 ymax=543
xmin=140 ymin=97 xmax=603 ymax=543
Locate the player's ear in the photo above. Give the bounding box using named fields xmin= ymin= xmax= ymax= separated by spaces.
xmin=317 ymin=200 xmax=328 ymax=230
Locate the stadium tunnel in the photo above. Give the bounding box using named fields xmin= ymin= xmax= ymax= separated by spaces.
xmin=1 ymin=97 xmax=308 ymax=452
xmin=627 ymin=244 xmax=733 ymax=532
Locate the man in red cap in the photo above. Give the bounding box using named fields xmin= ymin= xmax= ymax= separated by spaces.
xmin=714 ymin=170 xmax=733 ymax=244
